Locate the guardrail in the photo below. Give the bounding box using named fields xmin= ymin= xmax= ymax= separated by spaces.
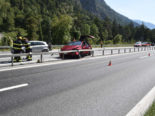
xmin=49 ymin=44 xmax=134 ymax=49
xmin=0 ymin=44 xmax=134 ymax=50
xmin=0 ymin=46 xmax=155 ymax=66
xmin=0 ymin=46 xmax=11 ymax=49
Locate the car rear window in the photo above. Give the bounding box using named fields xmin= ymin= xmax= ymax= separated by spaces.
xmin=67 ymin=41 xmax=82 ymax=45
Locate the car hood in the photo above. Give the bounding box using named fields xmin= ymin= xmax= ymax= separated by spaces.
xmin=61 ymin=45 xmax=81 ymax=51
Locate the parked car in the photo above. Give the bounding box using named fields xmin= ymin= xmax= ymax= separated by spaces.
xmin=142 ymin=42 xmax=151 ymax=47
xmin=134 ymin=41 xmax=142 ymax=47
xmin=60 ymin=35 xmax=94 ymax=58
xmin=29 ymin=41 xmax=49 ymax=53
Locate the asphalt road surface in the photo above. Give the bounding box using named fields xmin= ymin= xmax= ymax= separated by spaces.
xmin=0 ymin=51 xmax=155 ymax=116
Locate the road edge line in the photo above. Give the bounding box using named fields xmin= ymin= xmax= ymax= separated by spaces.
xmin=126 ymin=86 xmax=155 ymax=116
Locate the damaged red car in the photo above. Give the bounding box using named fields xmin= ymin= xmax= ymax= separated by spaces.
xmin=60 ymin=35 xmax=94 ymax=58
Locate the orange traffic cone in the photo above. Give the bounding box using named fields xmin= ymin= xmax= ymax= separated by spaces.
xmin=108 ymin=60 xmax=112 ymax=66
xmin=148 ymin=53 xmax=150 ymax=56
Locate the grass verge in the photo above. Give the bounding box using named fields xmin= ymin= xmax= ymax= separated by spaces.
xmin=144 ymin=101 xmax=155 ymax=116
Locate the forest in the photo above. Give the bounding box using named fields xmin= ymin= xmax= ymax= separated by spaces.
xmin=0 ymin=0 xmax=155 ymax=46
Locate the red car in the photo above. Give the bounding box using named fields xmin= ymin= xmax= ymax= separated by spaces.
xmin=142 ymin=42 xmax=151 ymax=47
xmin=60 ymin=35 xmax=94 ymax=58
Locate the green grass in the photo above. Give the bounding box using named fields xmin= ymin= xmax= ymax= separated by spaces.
xmin=145 ymin=101 xmax=155 ymax=116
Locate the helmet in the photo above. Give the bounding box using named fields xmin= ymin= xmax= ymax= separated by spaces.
xmin=18 ymin=36 xmax=23 ymax=40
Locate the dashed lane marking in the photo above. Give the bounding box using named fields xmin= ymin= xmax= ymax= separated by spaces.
xmin=0 ymin=83 xmax=28 ymax=92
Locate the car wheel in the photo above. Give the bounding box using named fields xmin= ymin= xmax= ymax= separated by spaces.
xmin=60 ymin=54 xmax=66 ymax=59
xmin=88 ymin=51 xmax=91 ymax=56
xmin=77 ymin=53 xmax=81 ymax=59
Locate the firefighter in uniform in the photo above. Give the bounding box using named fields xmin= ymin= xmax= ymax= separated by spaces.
xmin=22 ymin=37 xmax=32 ymax=61
xmin=13 ymin=35 xmax=23 ymax=62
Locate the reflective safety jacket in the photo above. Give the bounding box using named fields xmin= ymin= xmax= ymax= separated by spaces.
xmin=22 ymin=39 xmax=32 ymax=53
xmin=13 ymin=39 xmax=23 ymax=51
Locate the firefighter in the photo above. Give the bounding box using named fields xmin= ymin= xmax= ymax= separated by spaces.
xmin=13 ymin=35 xmax=23 ymax=62
xmin=22 ymin=37 xmax=32 ymax=61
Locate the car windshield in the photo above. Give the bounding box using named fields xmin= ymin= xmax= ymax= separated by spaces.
xmin=67 ymin=41 xmax=82 ymax=46
xmin=136 ymin=42 xmax=141 ymax=44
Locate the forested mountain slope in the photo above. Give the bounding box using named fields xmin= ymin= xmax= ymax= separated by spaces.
xmin=80 ymin=0 xmax=135 ymax=25
xmin=0 ymin=0 xmax=155 ymax=45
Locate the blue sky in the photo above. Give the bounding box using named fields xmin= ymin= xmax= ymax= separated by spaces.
xmin=104 ymin=0 xmax=155 ymax=24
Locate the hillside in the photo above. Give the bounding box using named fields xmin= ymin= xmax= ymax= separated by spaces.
xmin=0 ymin=0 xmax=155 ymax=46
xmin=79 ymin=0 xmax=136 ymax=25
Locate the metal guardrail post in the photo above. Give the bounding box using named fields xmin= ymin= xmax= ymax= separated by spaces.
xmin=40 ymin=53 xmax=43 ymax=63
xmin=124 ymin=49 xmax=126 ymax=53
xmin=111 ymin=49 xmax=113 ymax=55
xmin=92 ymin=51 xmax=94 ymax=57
xmin=130 ymin=48 xmax=131 ymax=53
xmin=118 ymin=49 xmax=120 ymax=54
xmin=138 ymin=48 xmax=139 ymax=52
xmin=11 ymin=56 xmax=13 ymax=66
xmin=102 ymin=50 xmax=104 ymax=56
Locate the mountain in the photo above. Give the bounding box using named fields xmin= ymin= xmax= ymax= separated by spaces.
xmin=79 ymin=0 xmax=137 ymax=25
xmin=134 ymin=20 xmax=155 ymax=29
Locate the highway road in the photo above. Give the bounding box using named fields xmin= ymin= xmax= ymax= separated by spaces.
xmin=0 ymin=51 xmax=155 ymax=116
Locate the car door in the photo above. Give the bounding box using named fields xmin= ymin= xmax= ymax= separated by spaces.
xmin=31 ymin=42 xmax=42 ymax=52
xmin=82 ymin=41 xmax=89 ymax=55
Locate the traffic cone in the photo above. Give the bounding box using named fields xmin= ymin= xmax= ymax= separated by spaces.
xmin=148 ymin=53 xmax=150 ymax=56
xmin=108 ymin=60 xmax=112 ymax=66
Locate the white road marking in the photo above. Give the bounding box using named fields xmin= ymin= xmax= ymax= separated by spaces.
xmin=126 ymin=86 xmax=155 ymax=116
xmin=0 ymin=83 xmax=28 ymax=92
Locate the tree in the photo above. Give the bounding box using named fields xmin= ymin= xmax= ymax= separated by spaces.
xmin=102 ymin=29 xmax=108 ymax=43
xmin=25 ymin=15 xmax=39 ymax=40
xmin=80 ymin=24 xmax=90 ymax=35
xmin=113 ymin=34 xmax=122 ymax=44
xmin=51 ymin=14 xmax=73 ymax=44
xmin=90 ymin=24 xmax=99 ymax=44
xmin=70 ymin=27 xmax=81 ymax=41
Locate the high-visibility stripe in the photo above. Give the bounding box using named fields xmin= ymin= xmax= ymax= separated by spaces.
xmin=13 ymin=43 xmax=22 ymax=46
xmin=13 ymin=47 xmax=22 ymax=50
xmin=23 ymin=44 xmax=29 ymax=46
